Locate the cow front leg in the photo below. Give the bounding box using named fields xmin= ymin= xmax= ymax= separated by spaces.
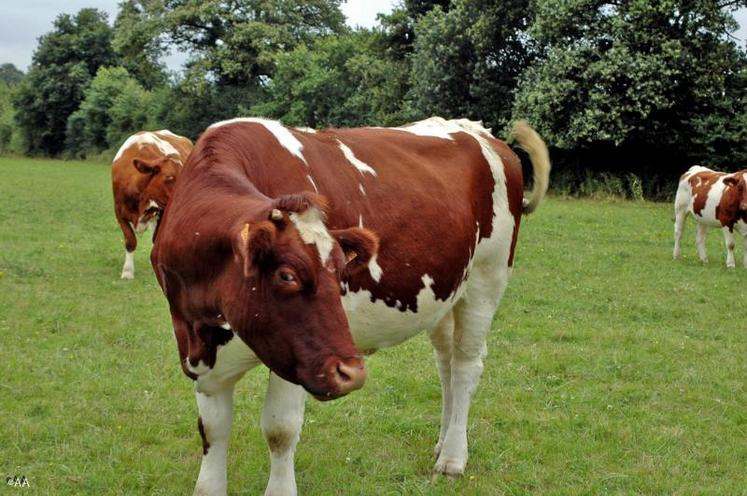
xmin=434 ymin=266 xmax=510 ymax=479
xmin=722 ymin=227 xmax=736 ymax=269
xmin=427 ymin=311 xmax=454 ymax=459
xmin=262 ymin=372 xmax=306 ymax=496
xmin=116 ymin=216 xmax=137 ymax=279
xmin=696 ymin=223 xmax=708 ymax=263
xmin=194 ymin=387 xmax=234 ymax=496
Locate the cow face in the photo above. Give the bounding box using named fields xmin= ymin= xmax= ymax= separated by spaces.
xmin=724 ymin=175 xmax=747 ymax=212
xmin=133 ymin=156 xmax=183 ymax=209
xmin=229 ymin=195 xmax=378 ymax=400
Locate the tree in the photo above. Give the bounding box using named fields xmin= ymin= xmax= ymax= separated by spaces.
xmin=65 ymin=66 xmax=151 ymax=157
xmin=512 ymin=0 xmax=747 ymax=184
xmin=378 ymin=0 xmax=451 ymax=60
xmin=0 ymin=64 xmax=24 ymax=85
xmin=407 ymin=0 xmax=536 ymax=129
xmin=124 ymin=0 xmax=347 ymax=85
xmin=14 ymin=9 xmax=116 ymax=156
xmin=252 ymin=30 xmax=410 ymax=127
xmin=112 ymin=0 xmax=168 ymax=89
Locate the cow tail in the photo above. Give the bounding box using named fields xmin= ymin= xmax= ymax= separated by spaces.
xmin=511 ymin=120 xmax=551 ymax=215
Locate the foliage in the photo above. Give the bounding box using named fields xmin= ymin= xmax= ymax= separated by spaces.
xmin=13 ymin=9 xmax=116 ymax=156
xmin=123 ymin=0 xmax=347 ymax=85
xmin=66 ymin=66 xmax=152 ymax=157
xmin=407 ymin=0 xmax=536 ymax=129
xmin=252 ymin=30 xmax=410 ymax=127
xmin=3 ymin=158 xmax=747 ymax=493
xmin=512 ymin=0 xmax=747 ymax=182
xmin=0 ymin=63 xmax=24 ymax=85
xmin=112 ymin=0 xmax=169 ymax=89
xmin=0 ymin=82 xmax=18 ymax=153
xmin=377 ymin=0 xmax=451 ymax=60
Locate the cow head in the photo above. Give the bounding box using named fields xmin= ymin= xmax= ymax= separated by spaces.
xmin=228 ymin=192 xmax=378 ymax=400
xmin=724 ymin=174 xmax=747 ymax=212
xmin=133 ymin=155 xmax=183 ymax=209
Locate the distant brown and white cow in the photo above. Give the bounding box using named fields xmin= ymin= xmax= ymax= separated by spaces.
xmin=674 ymin=165 xmax=747 ymax=268
xmin=150 ymin=117 xmax=550 ymax=495
xmin=112 ymin=130 xmax=192 ymax=279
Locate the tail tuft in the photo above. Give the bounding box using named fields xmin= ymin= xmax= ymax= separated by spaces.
xmin=511 ymin=120 xmax=551 ymax=215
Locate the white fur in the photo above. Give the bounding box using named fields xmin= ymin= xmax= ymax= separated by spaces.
xmin=262 ymin=373 xmax=306 ymax=496
xmin=366 ymin=254 xmax=383 ymax=284
xmin=114 ymin=131 xmax=180 ymax=161
xmin=121 ymin=250 xmax=135 ymax=280
xmin=306 ymin=175 xmax=319 ymax=193
xmin=209 ymin=118 xmax=307 ymax=165
xmin=194 ymin=388 xmax=233 ymax=496
xmin=337 ymin=140 xmax=377 ymax=175
xmin=289 ymin=208 xmax=333 ymax=264
xmin=359 ymin=184 xmax=366 ymax=195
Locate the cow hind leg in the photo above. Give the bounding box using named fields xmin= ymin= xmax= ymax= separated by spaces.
xmin=696 ymin=223 xmax=708 ymax=263
xmin=722 ymin=227 xmax=736 ymax=269
xmin=262 ymin=372 xmax=306 ymax=496
xmin=427 ymin=310 xmax=455 ymax=459
xmin=673 ymin=201 xmax=687 ymax=259
xmin=433 ymin=264 xmax=510 ymax=479
xmin=194 ymin=387 xmax=234 ymax=496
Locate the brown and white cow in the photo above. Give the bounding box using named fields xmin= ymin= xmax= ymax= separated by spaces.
xmin=674 ymin=165 xmax=747 ymax=268
xmin=112 ymin=130 xmax=192 ymax=279
xmin=150 ymin=117 xmax=550 ymax=495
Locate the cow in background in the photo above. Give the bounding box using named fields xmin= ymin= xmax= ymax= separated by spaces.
xmin=151 ymin=116 xmax=550 ymax=495
xmin=112 ymin=130 xmax=193 ymax=279
xmin=674 ymin=165 xmax=747 ymax=268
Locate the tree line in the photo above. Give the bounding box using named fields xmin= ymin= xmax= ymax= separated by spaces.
xmin=1 ymin=0 xmax=745 ymax=197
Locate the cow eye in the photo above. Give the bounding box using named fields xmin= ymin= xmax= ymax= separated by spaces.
xmin=274 ymin=267 xmax=301 ymax=291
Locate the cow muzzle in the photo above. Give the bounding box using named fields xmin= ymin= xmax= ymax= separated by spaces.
xmin=314 ymin=356 xmax=367 ymax=401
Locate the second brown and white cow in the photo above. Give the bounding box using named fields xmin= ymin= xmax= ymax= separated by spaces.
xmin=151 ymin=117 xmax=550 ymax=495
xmin=674 ymin=165 xmax=747 ymax=268
xmin=112 ymin=130 xmax=192 ymax=279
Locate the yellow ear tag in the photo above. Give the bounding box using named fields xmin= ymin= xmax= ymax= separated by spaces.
xmin=240 ymin=223 xmax=251 ymax=243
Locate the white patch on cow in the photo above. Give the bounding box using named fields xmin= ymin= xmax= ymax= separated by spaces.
xmin=337 ymin=140 xmax=377 ymax=175
xmin=262 ymin=373 xmax=306 ymax=496
xmin=195 ymin=331 xmax=260 ymax=395
xmin=194 ymin=387 xmax=233 ymax=496
xmin=289 ymin=207 xmax=334 ymax=264
xmin=187 ymin=359 xmax=211 ymax=376
xmin=156 ymin=129 xmax=179 ymax=138
xmin=306 ymin=174 xmax=319 ymax=193
xmin=209 ymin=117 xmax=308 ymax=165
xmin=343 ymin=273 xmax=454 ymax=351
xmin=695 ymin=179 xmax=727 ymax=227
xmin=368 ymin=254 xmax=383 ymax=283
xmin=121 ymin=250 xmax=135 ymax=279
xmin=358 ymin=214 xmax=364 ymax=228
xmin=114 ymin=131 xmax=180 ymax=162
xmin=359 ymin=183 xmax=366 ymax=195
xmin=295 ymin=126 xmax=317 ymax=133
xmin=220 ymin=322 xmax=232 ymax=330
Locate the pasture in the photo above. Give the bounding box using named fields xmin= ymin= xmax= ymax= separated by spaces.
xmin=1 ymin=157 xmax=745 ymax=495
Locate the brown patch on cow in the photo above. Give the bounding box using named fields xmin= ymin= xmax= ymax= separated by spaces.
xmin=688 ymin=171 xmax=721 ymax=217
xmin=264 ymin=429 xmax=294 ymax=454
xmin=197 ymin=416 xmax=210 ymax=455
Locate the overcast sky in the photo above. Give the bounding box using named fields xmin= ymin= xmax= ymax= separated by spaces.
xmin=1 ymin=1 xmax=746 ymax=73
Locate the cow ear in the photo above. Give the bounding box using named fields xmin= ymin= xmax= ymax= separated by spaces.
xmin=233 ymin=221 xmax=277 ymax=278
xmin=724 ymin=177 xmax=739 ymax=186
xmin=330 ymin=227 xmax=379 ymax=276
xmin=133 ymin=158 xmax=161 ymax=175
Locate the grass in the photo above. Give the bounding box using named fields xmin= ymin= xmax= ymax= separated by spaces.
xmin=1 ymin=157 xmax=745 ymax=495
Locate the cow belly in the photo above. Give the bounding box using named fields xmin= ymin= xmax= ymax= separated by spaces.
xmin=343 ymin=275 xmax=464 ymax=352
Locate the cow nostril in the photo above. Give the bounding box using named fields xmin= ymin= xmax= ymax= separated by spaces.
xmin=333 ymin=359 xmax=367 ymax=393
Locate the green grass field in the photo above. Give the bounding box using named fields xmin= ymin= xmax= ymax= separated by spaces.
xmin=1 ymin=157 xmax=745 ymax=495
